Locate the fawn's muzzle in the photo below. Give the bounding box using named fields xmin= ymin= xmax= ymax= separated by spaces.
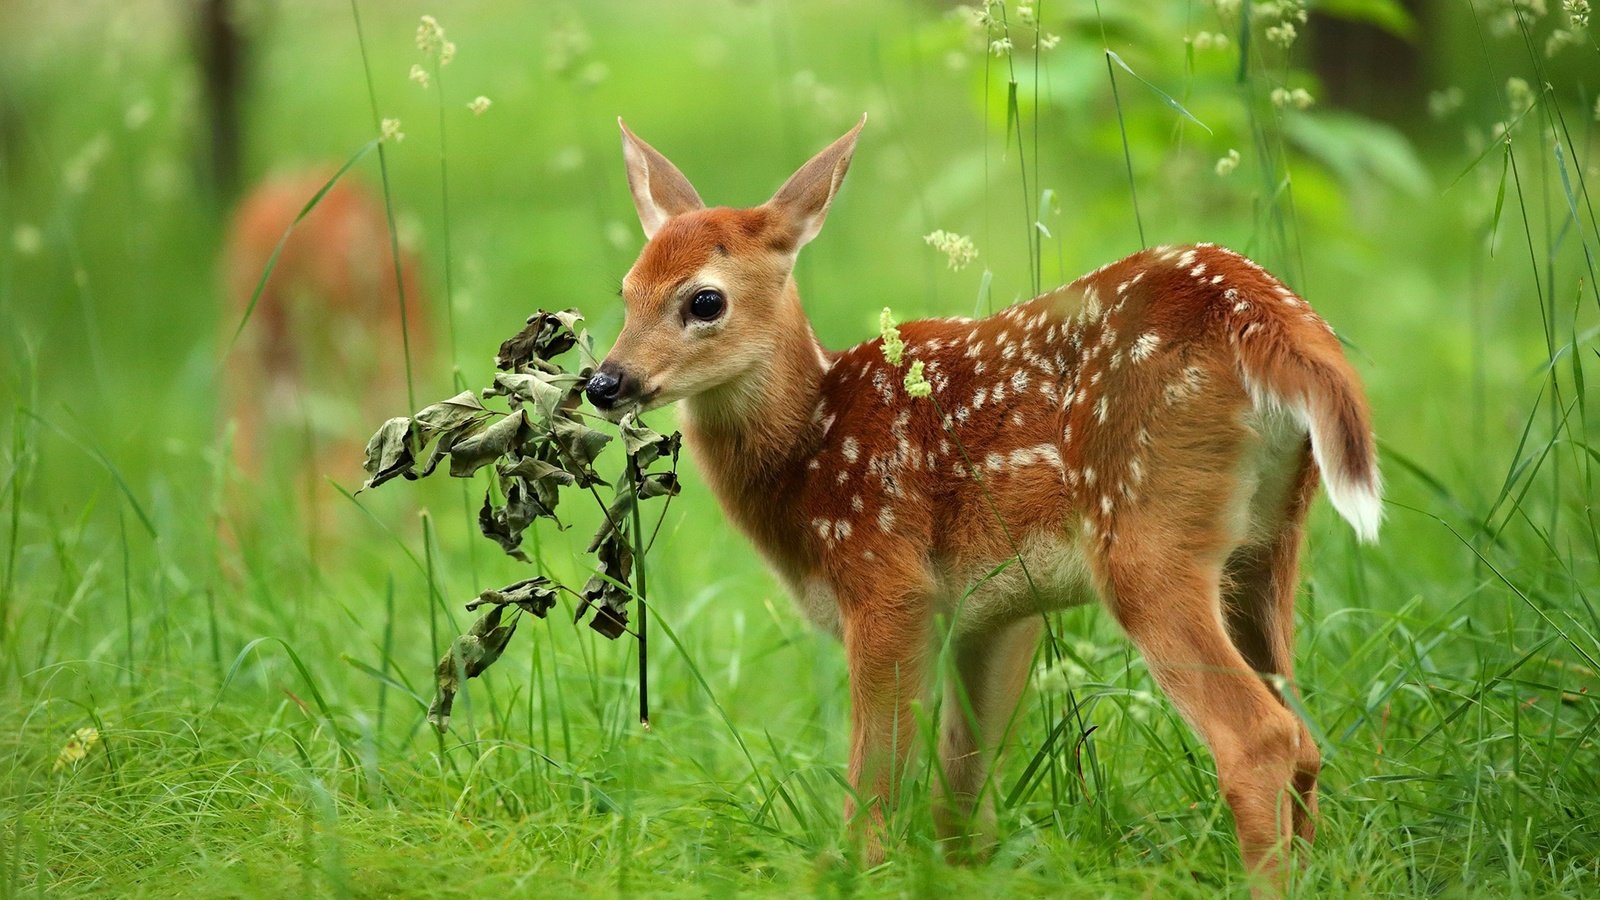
xmin=584 ymin=363 xmax=633 ymax=410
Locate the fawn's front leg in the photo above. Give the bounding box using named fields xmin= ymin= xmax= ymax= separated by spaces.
xmin=840 ymin=577 xmax=933 ymax=866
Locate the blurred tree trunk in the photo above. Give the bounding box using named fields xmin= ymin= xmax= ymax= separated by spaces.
xmin=195 ymin=0 xmax=247 ymax=205
xmin=1308 ymin=1 xmax=1428 ymax=125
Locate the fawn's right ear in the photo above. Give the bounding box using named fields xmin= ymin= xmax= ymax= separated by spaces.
xmin=619 ymin=119 xmax=705 ymax=239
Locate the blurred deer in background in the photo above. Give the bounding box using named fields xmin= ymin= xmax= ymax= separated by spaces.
xmin=220 ymin=170 xmax=429 ymax=523
xmin=586 ymin=116 xmax=1380 ymax=888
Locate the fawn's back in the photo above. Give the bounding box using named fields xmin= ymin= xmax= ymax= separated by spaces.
xmin=760 ymin=242 xmax=1376 ymax=635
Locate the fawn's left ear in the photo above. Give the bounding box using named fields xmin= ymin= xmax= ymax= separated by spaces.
xmin=619 ymin=118 xmax=706 ymax=239
xmin=764 ymin=114 xmax=866 ymax=251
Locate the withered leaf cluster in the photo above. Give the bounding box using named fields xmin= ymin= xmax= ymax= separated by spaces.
xmin=359 ymin=309 xmax=680 ymax=731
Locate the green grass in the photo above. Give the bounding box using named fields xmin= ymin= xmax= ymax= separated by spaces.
xmin=2 ymin=1 xmax=1598 ymax=896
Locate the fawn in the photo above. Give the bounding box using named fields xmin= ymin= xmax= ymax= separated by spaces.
xmin=220 ymin=170 xmax=429 ymax=510
xmin=587 ymin=116 xmax=1381 ymax=884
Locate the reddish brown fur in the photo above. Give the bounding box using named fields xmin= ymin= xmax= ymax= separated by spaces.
xmin=220 ymin=170 xmax=429 ymax=508
xmin=605 ymin=121 xmax=1380 ymax=890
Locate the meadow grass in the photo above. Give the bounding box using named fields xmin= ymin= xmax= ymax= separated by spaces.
xmin=2 ymin=1 xmax=1598 ymax=896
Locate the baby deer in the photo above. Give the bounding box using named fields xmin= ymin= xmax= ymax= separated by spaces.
xmin=221 ymin=170 xmax=429 ymax=500
xmin=588 ymin=117 xmax=1380 ymax=885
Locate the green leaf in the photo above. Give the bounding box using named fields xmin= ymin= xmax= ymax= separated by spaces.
xmin=1282 ymin=112 xmax=1431 ymax=197
xmin=448 ymin=410 xmax=530 ymax=478
xmin=477 ymin=484 xmax=535 ymax=562
xmin=361 ymin=417 xmax=417 ymax=489
xmin=549 ymin=415 xmax=613 ymax=485
xmin=487 ymin=371 xmax=584 ymax=422
xmin=495 ymin=308 xmax=585 ymax=370
xmin=1315 ymin=0 xmax=1418 ymax=39
xmin=466 ymin=577 xmax=561 ymax=618
xmin=1105 ymin=50 xmax=1212 ymax=135
xmin=427 ymin=604 xmax=520 ymax=732
xmin=412 ymin=391 xmax=487 ymax=434
xmin=620 ymin=413 xmax=682 ymax=469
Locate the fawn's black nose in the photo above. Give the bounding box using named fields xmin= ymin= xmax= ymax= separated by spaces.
xmin=585 ymin=367 xmax=624 ymax=409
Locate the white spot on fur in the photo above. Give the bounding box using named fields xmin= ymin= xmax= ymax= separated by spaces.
xmin=1081 ymin=287 xmax=1102 ymax=321
xmin=842 ymin=437 xmax=860 ymax=462
xmin=1131 ymin=332 xmax=1161 ymax=363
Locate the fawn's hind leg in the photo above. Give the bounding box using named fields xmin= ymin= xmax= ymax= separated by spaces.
xmin=934 ymin=617 xmax=1042 ymax=860
xmin=1222 ymin=447 xmax=1323 ymax=842
xmin=1103 ymin=535 xmax=1307 ymax=884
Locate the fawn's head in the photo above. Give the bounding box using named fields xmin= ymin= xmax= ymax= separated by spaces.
xmin=586 ymin=116 xmax=865 ymax=419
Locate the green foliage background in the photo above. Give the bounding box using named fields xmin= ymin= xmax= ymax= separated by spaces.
xmin=1 ymin=0 xmax=1598 ymax=895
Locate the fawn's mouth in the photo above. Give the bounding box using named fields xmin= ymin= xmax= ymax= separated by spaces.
xmin=593 ymin=388 xmax=661 ymax=423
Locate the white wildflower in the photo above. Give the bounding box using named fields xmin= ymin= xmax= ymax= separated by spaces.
xmin=904 ymin=360 xmax=932 ymax=398
xmin=1506 ymin=76 xmax=1535 ymax=115
xmin=1192 ymin=31 xmax=1230 ymax=50
xmin=924 ymin=230 xmax=979 ymax=271
xmin=468 ymin=95 xmax=491 ymax=115
xmin=54 ymin=727 xmax=100 ymax=772
xmin=879 ymin=308 xmax=905 ymax=366
xmin=416 ymin=15 xmax=445 ymax=54
xmin=578 ymin=61 xmax=610 ymax=88
xmin=989 ymin=37 xmax=1013 ymax=56
xmin=1270 ymin=87 xmax=1314 ymax=109
xmin=1545 ymin=28 xmax=1578 ymax=56
xmin=381 ymin=117 xmax=405 ymax=143
xmin=1565 ymin=0 xmax=1589 ymax=28
xmin=12 ymin=224 xmax=42 ymax=256
xmin=1017 ymin=4 xmax=1035 ymax=23
xmin=416 ymin=15 xmax=455 ymax=65
xmin=123 ymin=100 xmax=153 ymax=130
xmin=1033 ymin=656 xmax=1090 ymax=693
xmin=63 ymin=133 xmax=110 ymax=195
xmin=1215 ymin=148 xmax=1241 ymax=176
xmin=1428 ymin=87 xmax=1464 ymax=119
xmin=1039 ymin=32 xmax=1061 ymax=50
xmin=409 ymin=63 xmax=430 ymax=88
xmin=1265 ymin=21 xmax=1297 ymax=46
xmin=1213 ymin=0 xmax=1241 ymax=14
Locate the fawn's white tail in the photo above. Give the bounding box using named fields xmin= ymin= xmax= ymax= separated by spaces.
xmin=1235 ymin=298 xmax=1382 ymax=542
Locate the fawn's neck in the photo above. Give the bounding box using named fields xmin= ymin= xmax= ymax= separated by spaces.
xmin=681 ymin=280 xmax=828 ymax=581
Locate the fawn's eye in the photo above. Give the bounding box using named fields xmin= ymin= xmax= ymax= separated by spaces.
xmin=688 ymin=289 xmax=726 ymax=322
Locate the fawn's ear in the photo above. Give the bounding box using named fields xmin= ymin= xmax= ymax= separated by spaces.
xmin=619 ymin=118 xmax=705 ymax=239
xmin=764 ymin=114 xmax=866 ymax=251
